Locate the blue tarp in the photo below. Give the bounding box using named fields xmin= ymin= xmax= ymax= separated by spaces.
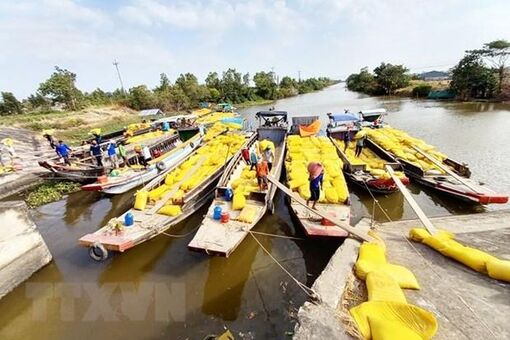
xmin=221 ymin=117 xmax=244 ymax=127
xmin=329 ymin=113 xmax=360 ymax=122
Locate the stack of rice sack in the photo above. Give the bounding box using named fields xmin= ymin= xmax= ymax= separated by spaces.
xmin=339 ymin=137 xmax=406 ymax=181
xmin=192 ymin=108 xmax=213 ymax=116
xmin=134 ymin=134 xmax=246 ymax=216
xmin=197 ymin=112 xmax=236 ymax=125
xmin=286 ymin=135 xmax=349 ymax=204
xmin=350 ymin=235 xmax=438 ymax=339
xmin=364 ymin=127 xmax=447 ymax=174
xmin=203 ymin=122 xmax=230 ymax=142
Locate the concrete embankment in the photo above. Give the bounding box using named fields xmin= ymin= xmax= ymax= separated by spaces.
xmin=0 ymin=201 xmax=52 ymax=299
xmin=294 ymin=210 xmax=510 ymax=339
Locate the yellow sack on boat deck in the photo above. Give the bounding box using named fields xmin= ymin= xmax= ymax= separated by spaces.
xmin=171 ymin=189 xmax=185 ymax=204
xmin=350 ymin=301 xmax=438 ymax=340
xmin=366 ymin=271 xmax=407 ymax=303
xmin=289 ymin=177 xmax=307 ymax=189
xmin=259 ymin=139 xmax=275 ymax=153
xmin=487 ymin=258 xmax=510 ymax=282
xmin=324 ymin=187 xmax=339 ymax=203
xmin=165 ymin=173 xmax=175 ymax=185
xmin=408 ymin=228 xmax=431 ymax=242
xmin=134 ymin=190 xmax=148 ymax=211
xmin=158 ymin=205 xmax=182 ymax=216
xmin=298 ymin=184 xmax=311 ymax=200
xmin=232 ymin=191 xmax=246 ymax=210
xmin=238 ymin=206 xmax=257 ymax=223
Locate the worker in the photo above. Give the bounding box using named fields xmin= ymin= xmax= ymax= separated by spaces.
xmin=249 ymin=148 xmax=258 ymax=171
xmin=142 ymin=145 xmax=152 ymax=162
xmin=106 ymin=140 xmax=118 ymax=168
xmin=262 ymin=146 xmax=274 ymax=172
xmin=118 ymin=141 xmax=128 ymax=167
xmin=256 ymin=159 xmax=269 ymax=191
xmin=162 ymin=121 xmax=170 ymax=132
xmin=89 ymin=140 xmax=103 ymax=167
xmin=56 ymin=140 xmax=72 ymax=166
xmin=241 ymin=148 xmax=250 ymax=165
xmin=307 ymin=162 xmax=324 ymax=210
xmin=343 ymin=129 xmax=351 ymax=152
xmin=92 ymin=132 xmax=102 ymax=145
xmin=355 ymin=134 xmax=367 ymax=157
xmin=44 ymin=133 xmax=57 ymax=149
xmin=134 ymin=146 xmax=148 ymax=168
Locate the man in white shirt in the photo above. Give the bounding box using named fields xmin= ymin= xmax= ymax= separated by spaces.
xmin=262 ymin=147 xmax=274 ymax=172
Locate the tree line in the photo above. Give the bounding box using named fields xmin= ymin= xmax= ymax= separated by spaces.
xmin=345 ymin=39 xmax=510 ymax=100
xmin=0 ymin=68 xmax=335 ymax=115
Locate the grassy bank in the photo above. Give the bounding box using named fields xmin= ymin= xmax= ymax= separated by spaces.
xmin=394 ymin=80 xmax=450 ymax=97
xmin=235 ymin=99 xmax=275 ymax=109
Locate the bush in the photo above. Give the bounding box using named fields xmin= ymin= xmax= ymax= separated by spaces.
xmin=412 ymin=84 xmax=432 ymax=98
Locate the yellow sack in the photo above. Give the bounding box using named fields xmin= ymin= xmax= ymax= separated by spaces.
xmin=289 ymin=177 xmax=307 ymax=190
xmin=366 ymin=271 xmax=407 ymax=303
xmin=158 ymin=205 xmax=182 ymax=216
xmin=134 ymin=190 xmax=148 ymax=211
xmin=325 ymin=187 xmax=339 ymax=203
xmin=171 ymin=189 xmax=185 ymax=204
xmin=448 ymin=247 xmax=496 ymax=273
xmin=350 ymin=301 xmax=438 ymax=340
xmin=356 ymin=261 xmax=420 ymax=289
xmin=487 ymin=258 xmax=510 ymax=282
xmin=359 ymin=242 xmax=387 ymax=264
xmin=298 ymin=184 xmax=311 ymax=200
xmin=232 ymin=191 xmax=246 ymax=210
xmin=408 ymin=228 xmax=431 ymax=242
xmin=369 ymin=316 xmax=422 ymax=340
xmin=259 ymin=139 xmax=275 ymax=153
xmin=238 ymin=206 xmax=257 ymax=223
xmin=165 ymin=173 xmax=175 ymax=186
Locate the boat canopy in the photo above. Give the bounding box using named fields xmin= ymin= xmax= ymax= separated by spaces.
xmin=256 ymin=111 xmax=288 ymax=128
xmin=359 ymin=108 xmax=387 ymax=115
xmin=256 ymin=110 xmax=288 ymax=118
xmin=328 ymin=112 xmax=360 ymax=123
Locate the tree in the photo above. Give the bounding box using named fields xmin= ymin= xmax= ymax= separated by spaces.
xmin=373 ymin=63 xmax=410 ymax=95
xmin=279 ymin=76 xmax=299 ymax=97
xmin=450 ymin=53 xmax=497 ymax=100
xmin=220 ymin=68 xmax=245 ymax=103
xmin=38 ymin=66 xmax=83 ymax=110
xmin=128 ymin=85 xmax=157 ymax=110
xmin=87 ymin=88 xmax=111 ymax=105
xmin=346 ymin=67 xmax=377 ymax=94
xmin=25 ymin=93 xmax=52 ymax=111
xmin=205 ymin=72 xmax=221 ymax=90
xmin=254 ymin=71 xmax=278 ymax=99
xmin=468 ymin=39 xmax=510 ymax=95
xmin=0 ymin=92 xmax=23 ymax=115
xmin=155 ymin=73 xmax=172 ymax=93
xmin=169 ymin=86 xmax=191 ymax=111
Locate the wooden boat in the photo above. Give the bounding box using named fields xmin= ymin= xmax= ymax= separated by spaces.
xmin=78 ymin=130 xmax=253 ymax=260
xmin=187 ymin=111 xmax=288 ymax=257
xmin=284 ymin=116 xmax=350 ymax=238
xmin=38 ymin=125 xmax=175 ymax=182
xmin=366 ymin=126 xmax=508 ymax=205
xmin=329 ymin=131 xmax=409 ymax=195
xmin=81 ymin=128 xmax=203 ymax=194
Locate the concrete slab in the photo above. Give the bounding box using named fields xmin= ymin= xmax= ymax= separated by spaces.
xmin=378 ymin=211 xmax=510 ymax=339
xmin=0 ymin=201 xmax=52 ymax=299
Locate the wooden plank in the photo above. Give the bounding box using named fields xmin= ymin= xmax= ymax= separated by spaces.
xmin=385 ymin=165 xmax=437 ymax=235
xmin=412 ymin=146 xmax=481 ymax=194
xmin=266 ymin=175 xmax=372 ymax=242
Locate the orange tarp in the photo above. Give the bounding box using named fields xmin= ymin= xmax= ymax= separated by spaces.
xmin=299 ymin=120 xmax=321 ymax=137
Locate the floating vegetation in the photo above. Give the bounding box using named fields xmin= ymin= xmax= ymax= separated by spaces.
xmin=25 ymin=180 xmax=81 ymax=208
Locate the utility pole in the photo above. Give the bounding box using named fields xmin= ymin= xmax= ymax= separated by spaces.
xmin=298 ymin=70 xmax=301 ymax=82
xmin=113 ymin=59 xmax=125 ymax=94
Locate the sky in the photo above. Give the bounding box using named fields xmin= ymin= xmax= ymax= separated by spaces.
xmin=1 ymin=0 xmax=509 ymax=98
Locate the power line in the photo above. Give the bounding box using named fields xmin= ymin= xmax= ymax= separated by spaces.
xmin=113 ymin=59 xmax=125 ymax=94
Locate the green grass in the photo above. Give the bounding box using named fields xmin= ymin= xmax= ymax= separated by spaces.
xmin=25 ymin=180 xmax=81 ymax=208
xmin=235 ymin=99 xmax=275 ymax=109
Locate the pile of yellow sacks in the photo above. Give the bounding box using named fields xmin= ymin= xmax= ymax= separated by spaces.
xmin=192 ymin=108 xmax=213 ymax=117
xmin=364 ymin=127 xmax=447 ymax=173
xmin=134 ymin=134 xmax=246 ymax=216
xmin=351 ymin=237 xmax=438 ymax=339
xmin=197 ymin=111 xmax=236 ymax=125
xmin=409 ymin=228 xmax=510 ymax=282
xmin=124 ymin=122 xmax=151 ymax=136
xmin=204 ymin=122 xmax=239 ymax=141
xmin=286 ymin=135 xmax=349 ymax=204
xmin=125 ymin=129 xmax=175 ymax=144
xmin=339 ymin=138 xmax=406 ymax=180
xmin=231 ymin=166 xmax=260 ymax=210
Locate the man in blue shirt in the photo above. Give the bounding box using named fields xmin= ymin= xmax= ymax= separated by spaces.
xmin=106 ymin=140 xmax=118 ymax=168
xmin=56 ymin=140 xmax=72 ymax=166
xmin=89 ymin=140 xmax=103 ymax=167
xmin=307 ymin=163 xmax=324 ymax=210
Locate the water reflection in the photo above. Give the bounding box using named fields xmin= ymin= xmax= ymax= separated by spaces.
xmin=64 ymin=191 xmax=101 ymax=225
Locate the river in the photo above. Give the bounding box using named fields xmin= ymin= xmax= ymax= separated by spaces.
xmin=1 ymin=83 xmax=509 ymax=339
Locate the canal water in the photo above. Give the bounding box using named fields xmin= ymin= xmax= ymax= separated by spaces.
xmin=1 ymin=84 xmax=509 ymax=339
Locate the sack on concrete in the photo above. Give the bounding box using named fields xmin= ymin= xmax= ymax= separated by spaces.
xmin=369 ymin=315 xmax=422 ymax=340
xmin=366 ymin=271 xmax=407 ymax=303
xmin=350 ymin=301 xmax=437 ymax=340
xmin=486 ymin=258 xmax=510 ymax=282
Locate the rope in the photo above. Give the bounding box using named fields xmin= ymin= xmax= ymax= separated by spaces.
xmin=362 ymin=176 xmax=499 ymax=339
xmin=248 ymin=231 xmax=320 ymax=301
xmin=161 ymin=224 xmax=201 ymax=238
xmin=245 ymin=230 xmax=306 ymax=241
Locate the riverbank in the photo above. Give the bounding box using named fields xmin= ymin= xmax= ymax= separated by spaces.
xmin=295 ymin=211 xmax=510 ymax=339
